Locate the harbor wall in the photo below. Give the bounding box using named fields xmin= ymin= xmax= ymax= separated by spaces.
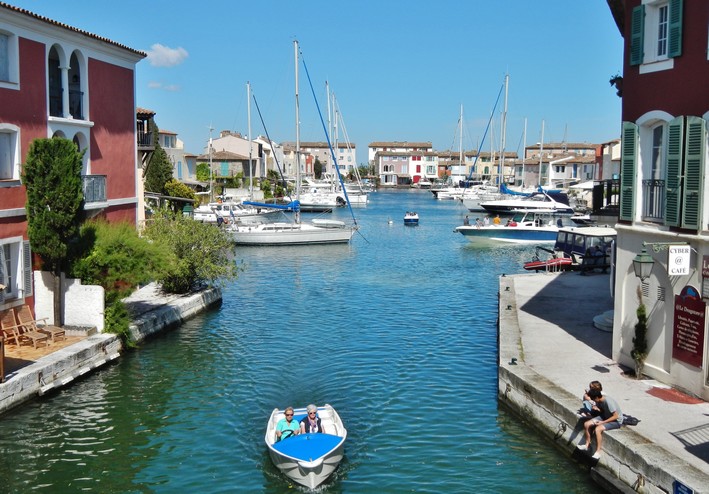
xmin=497 ymin=274 xmax=708 ymax=494
xmin=0 ymin=286 xmax=222 ymax=416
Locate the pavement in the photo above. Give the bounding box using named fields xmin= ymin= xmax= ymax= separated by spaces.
xmin=499 ymin=270 xmax=709 ymax=492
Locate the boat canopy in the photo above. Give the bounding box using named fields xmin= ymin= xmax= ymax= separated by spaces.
xmin=243 ymin=200 xmax=300 ymax=212
xmin=500 ymin=183 xmax=532 ymax=196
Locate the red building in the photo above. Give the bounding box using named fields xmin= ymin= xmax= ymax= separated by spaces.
xmin=607 ymin=0 xmax=709 ymax=399
xmin=0 ymin=3 xmax=145 ymax=312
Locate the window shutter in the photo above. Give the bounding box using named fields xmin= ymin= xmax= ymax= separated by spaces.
xmin=630 ymin=5 xmax=645 ymax=66
xmin=681 ymin=116 xmax=705 ymax=229
xmin=0 ymin=246 xmax=6 ymax=304
xmin=665 ymin=116 xmax=684 ymax=227
xmin=23 ymin=240 xmax=32 ymax=297
xmin=668 ymin=0 xmax=683 ymax=58
xmin=619 ymin=122 xmax=638 ymax=222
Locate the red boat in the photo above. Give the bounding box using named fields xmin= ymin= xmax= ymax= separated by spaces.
xmin=523 ymin=255 xmax=574 ymax=272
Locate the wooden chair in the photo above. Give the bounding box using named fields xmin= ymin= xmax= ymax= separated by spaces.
xmin=16 ymin=305 xmax=66 ymax=344
xmin=0 ymin=309 xmax=23 ymax=346
xmin=1 ymin=308 xmax=49 ymax=348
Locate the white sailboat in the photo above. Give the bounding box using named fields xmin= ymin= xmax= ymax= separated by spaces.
xmin=229 ymin=41 xmax=357 ymax=246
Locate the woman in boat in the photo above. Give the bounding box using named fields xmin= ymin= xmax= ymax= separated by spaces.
xmin=276 ymin=406 xmax=301 ymax=441
xmin=300 ymin=404 xmax=326 ymax=434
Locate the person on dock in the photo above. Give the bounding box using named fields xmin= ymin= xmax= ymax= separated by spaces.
xmin=580 ymin=380 xmax=603 ymax=418
xmin=577 ymin=389 xmax=623 ymax=459
xmin=300 ymin=404 xmax=326 ymax=434
xmin=276 ymin=406 xmax=300 ymax=441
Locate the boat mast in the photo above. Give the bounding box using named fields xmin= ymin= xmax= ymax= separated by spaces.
xmin=294 ymin=40 xmax=301 ymax=224
xmin=522 ymin=117 xmax=527 ymax=189
xmin=326 ymin=81 xmax=332 ymax=179
xmin=459 ymin=104 xmax=463 ymax=179
xmin=208 ymin=125 xmax=214 ymax=203
xmin=539 ymin=119 xmax=545 ymax=188
xmin=499 ymin=73 xmax=509 ymax=186
xmin=247 ymin=81 xmax=253 ymax=199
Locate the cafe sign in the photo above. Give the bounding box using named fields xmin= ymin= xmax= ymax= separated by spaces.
xmin=673 ymin=285 xmax=705 ymax=368
xmin=668 ymin=245 xmax=691 ymax=276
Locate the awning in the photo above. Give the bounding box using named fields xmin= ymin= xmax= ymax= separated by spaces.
xmin=569 ymin=180 xmax=595 ymax=190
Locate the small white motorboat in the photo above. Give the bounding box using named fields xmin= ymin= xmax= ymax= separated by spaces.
xmin=265 ymin=404 xmax=347 ymax=489
xmin=404 ymin=211 xmax=419 ymax=225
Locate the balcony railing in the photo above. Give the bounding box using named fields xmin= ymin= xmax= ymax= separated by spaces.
xmin=82 ymin=175 xmax=106 ymax=204
xmin=642 ymin=179 xmax=665 ymax=222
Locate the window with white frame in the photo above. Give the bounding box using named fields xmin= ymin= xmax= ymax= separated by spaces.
xmin=0 ymin=239 xmax=32 ymax=304
xmin=632 ymin=0 xmax=683 ymax=70
xmin=0 ymin=125 xmax=20 ymax=180
xmin=0 ymin=30 xmax=20 ymax=86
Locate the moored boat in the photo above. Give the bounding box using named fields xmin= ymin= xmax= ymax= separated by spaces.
xmin=265 ymin=404 xmax=347 ymax=489
xmin=523 ymin=226 xmax=617 ymax=272
xmin=455 ymin=210 xmax=568 ymax=244
xmin=480 ymin=189 xmax=574 ymax=215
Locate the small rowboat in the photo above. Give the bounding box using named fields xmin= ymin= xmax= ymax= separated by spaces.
xmin=265 ymin=404 xmax=347 ymax=489
xmin=523 ymin=255 xmax=574 ymax=271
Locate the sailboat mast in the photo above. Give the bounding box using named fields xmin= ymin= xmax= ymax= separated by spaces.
xmin=326 ymin=81 xmax=332 ymax=177
xmin=208 ymin=125 xmax=214 ymax=203
xmin=294 ymin=40 xmax=301 ymax=223
xmin=499 ymin=73 xmax=509 ymax=186
xmin=539 ymin=119 xmax=545 ymax=188
xmin=247 ymin=81 xmax=253 ymax=198
xmin=459 ymin=104 xmax=463 ymax=173
xmin=521 ymin=117 xmax=527 ymax=189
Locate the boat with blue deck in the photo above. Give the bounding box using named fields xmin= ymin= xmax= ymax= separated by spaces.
xmin=265 ymin=404 xmax=347 ymax=489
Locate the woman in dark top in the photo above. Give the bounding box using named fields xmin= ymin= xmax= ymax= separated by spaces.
xmin=300 ymin=404 xmax=326 ymax=434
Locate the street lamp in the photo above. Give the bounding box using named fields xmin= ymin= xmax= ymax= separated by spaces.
xmin=632 ymin=247 xmax=654 ymax=281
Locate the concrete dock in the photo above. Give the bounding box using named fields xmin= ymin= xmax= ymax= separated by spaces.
xmin=499 ymin=271 xmax=709 ymax=493
xmin=0 ymin=283 xmax=221 ymax=415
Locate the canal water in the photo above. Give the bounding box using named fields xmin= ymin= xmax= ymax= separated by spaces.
xmin=0 ymin=190 xmax=597 ymax=493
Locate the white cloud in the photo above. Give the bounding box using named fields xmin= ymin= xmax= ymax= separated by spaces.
xmin=147 ymin=81 xmax=181 ymax=92
xmin=145 ymin=43 xmax=188 ymax=67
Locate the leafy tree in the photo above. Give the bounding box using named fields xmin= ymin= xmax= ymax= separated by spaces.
xmin=164 ymin=179 xmax=196 ymax=202
xmin=144 ymin=121 xmax=173 ymax=194
xmin=143 ymin=210 xmax=239 ymax=293
xmin=260 ymin=178 xmax=273 ymax=199
xmin=69 ymin=220 xmax=174 ymax=344
xmin=23 ymin=137 xmax=84 ymax=325
xmin=631 ymin=286 xmax=649 ymax=378
xmin=314 ymin=158 xmax=323 ymax=179
xmin=196 ymin=162 xmax=211 ymax=182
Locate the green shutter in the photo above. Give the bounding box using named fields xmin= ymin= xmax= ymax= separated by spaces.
xmin=681 ymin=116 xmax=705 ymax=229
xmin=668 ymin=0 xmax=683 ymax=58
xmin=619 ymin=122 xmax=638 ymax=222
xmin=630 ymin=5 xmax=645 ymax=66
xmin=665 ymin=116 xmax=684 ymax=227
xmin=23 ymin=240 xmax=32 ymax=297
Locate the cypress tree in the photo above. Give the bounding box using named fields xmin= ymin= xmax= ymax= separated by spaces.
xmin=23 ymin=137 xmax=84 ymax=325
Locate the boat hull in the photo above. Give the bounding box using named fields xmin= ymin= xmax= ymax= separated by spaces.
xmin=455 ymin=225 xmax=558 ymax=244
xmin=229 ymin=222 xmax=356 ymax=245
xmin=265 ymin=405 xmax=347 ymax=489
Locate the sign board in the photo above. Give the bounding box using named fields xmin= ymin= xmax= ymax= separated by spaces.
xmin=674 ymin=479 xmax=694 ymax=494
xmin=668 ymin=245 xmax=691 ymax=276
xmin=672 ymin=286 xmax=706 ymax=368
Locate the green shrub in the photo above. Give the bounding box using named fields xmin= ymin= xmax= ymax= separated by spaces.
xmin=70 ymin=220 xmax=174 ymax=304
xmin=143 ymin=210 xmax=239 ymax=293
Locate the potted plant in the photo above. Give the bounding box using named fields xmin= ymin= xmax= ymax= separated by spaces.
xmin=631 ymin=286 xmax=648 ymax=379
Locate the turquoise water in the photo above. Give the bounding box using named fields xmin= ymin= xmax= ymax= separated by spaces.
xmin=0 ymin=190 xmax=597 ymax=493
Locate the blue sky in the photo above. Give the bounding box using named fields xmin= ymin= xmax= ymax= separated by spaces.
xmin=13 ymin=0 xmax=623 ymax=162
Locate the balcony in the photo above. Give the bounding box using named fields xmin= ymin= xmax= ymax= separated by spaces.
xmin=82 ymin=174 xmax=107 ymax=209
xmin=641 ymin=179 xmax=665 ymax=222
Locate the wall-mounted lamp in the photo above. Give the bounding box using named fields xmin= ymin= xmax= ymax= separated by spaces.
xmin=632 ymin=247 xmax=654 ymax=281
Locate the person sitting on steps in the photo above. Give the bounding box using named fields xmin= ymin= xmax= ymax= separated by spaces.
xmin=577 ymin=388 xmax=623 ymax=459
